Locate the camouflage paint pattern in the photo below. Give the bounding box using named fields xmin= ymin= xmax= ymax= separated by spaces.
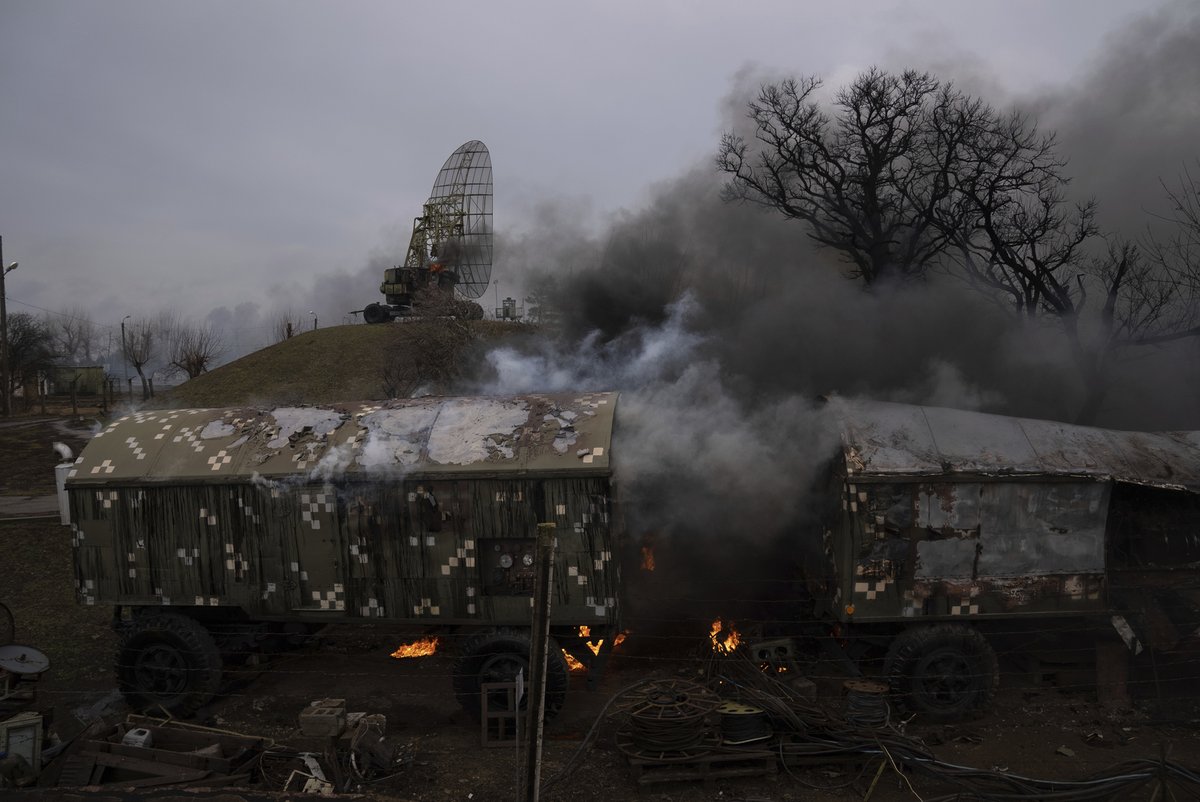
xmin=817 ymin=399 xmax=1200 ymax=625
xmin=66 ymin=393 xmax=620 ymax=627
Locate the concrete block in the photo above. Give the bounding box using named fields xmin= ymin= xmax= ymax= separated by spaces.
xmin=309 ymin=697 xmax=346 ymax=713
xmin=299 ymin=706 xmax=346 ymax=737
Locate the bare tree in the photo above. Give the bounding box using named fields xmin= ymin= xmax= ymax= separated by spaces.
xmin=951 ymin=157 xmax=1200 ymax=422
xmin=46 ymin=305 xmax=98 ymax=364
xmin=5 ymin=313 xmax=58 ymax=409
xmin=1139 ymin=162 xmax=1200 ymax=341
xmin=379 ymin=287 xmax=477 ymax=397
xmin=718 ymin=69 xmax=999 ymax=285
xmin=124 ymin=319 xmax=156 ymax=401
xmin=271 ymin=309 xmax=305 ymax=343
xmin=166 ymin=321 xmax=228 ymax=379
xmin=720 ymin=67 xmax=1200 ymax=423
xmin=524 ymin=271 xmax=561 ymax=326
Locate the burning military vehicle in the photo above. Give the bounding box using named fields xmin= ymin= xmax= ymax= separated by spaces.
xmin=60 ymin=393 xmax=1200 ymax=721
xmin=60 ymin=393 xmax=619 ymax=717
xmin=807 ymin=398 xmax=1200 ymax=719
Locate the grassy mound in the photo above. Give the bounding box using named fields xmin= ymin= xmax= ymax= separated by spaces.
xmin=161 ymin=320 xmax=529 ymax=408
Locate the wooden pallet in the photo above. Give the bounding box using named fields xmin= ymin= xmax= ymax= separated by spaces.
xmin=625 ymin=745 xmax=777 ymax=788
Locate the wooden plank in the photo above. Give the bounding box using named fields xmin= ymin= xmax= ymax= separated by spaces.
xmin=124 ymin=716 xmax=265 ymax=752
xmin=114 ymin=769 xmax=212 ymax=789
xmin=89 ymin=740 xmax=234 ymax=774
xmin=85 ymin=749 xmax=211 ymax=781
xmin=55 ymin=753 xmax=98 ymax=787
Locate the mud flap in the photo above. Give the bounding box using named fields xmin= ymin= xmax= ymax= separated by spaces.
xmin=1110 ymin=615 xmax=1144 ymax=655
xmin=1114 ymin=590 xmax=1187 ymax=653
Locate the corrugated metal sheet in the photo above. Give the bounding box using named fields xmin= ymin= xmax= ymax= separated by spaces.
xmin=831 ymin=398 xmax=1200 ymax=492
xmin=65 ymin=392 xmax=616 ymax=486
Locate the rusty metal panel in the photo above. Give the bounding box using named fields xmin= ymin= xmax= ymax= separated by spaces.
xmin=976 ymin=483 xmax=1108 ymax=576
xmin=844 ymin=480 xmax=1109 ymax=622
xmin=909 ymin=482 xmax=1109 ymax=580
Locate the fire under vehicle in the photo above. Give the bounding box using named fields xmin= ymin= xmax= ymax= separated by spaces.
xmin=60 ymin=394 xmax=1200 ymax=721
xmin=60 ymin=393 xmax=619 ymax=718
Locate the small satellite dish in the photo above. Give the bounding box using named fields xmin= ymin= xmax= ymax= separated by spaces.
xmin=363 ymin=140 xmax=493 ymax=323
xmin=0 ymin=644 xmax=50 ymax=676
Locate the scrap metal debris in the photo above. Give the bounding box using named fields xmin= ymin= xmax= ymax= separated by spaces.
xmin=541 ymin=632 xmax=1200 ymax=800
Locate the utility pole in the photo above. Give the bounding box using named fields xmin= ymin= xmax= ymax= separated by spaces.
xmin=0 ymin=236 xmax=19 ymax=417
xmin=520 ymin=522 xmax=556 ymax=802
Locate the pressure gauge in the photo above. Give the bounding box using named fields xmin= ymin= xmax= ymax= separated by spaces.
xmin=498 ymin=553 xmax=514 ymax=569
xmin=522 ymin=553 xmax=535 ymax=567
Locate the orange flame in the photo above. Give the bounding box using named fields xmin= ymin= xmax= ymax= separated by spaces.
xmin=641 ymin=546 xmax=656 ymax=571
xmin=563 ymin=626 xmax=628 ymax=671
xmin=577 ymin=625 xmax=627 ymax=656
xmin=709 ymin=618 xmax=741 ymax=654
xmin=390 ymin=636 xmax=439 ymax=658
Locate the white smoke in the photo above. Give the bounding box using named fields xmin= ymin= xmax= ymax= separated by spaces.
xmin=469 ymin=292 xmax=838 ymax=539
xmin=479 ymin=294 xmax=706 ymax=395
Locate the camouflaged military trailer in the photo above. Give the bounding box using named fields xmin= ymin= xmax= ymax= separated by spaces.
xmin=810 ymin=398 xmax=1200 ymax=720
xmin=61 ymin=392 xmax=622 ymax=717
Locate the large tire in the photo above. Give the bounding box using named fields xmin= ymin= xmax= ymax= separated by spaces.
xmin=117 ymin=613 xmax=223 ymax=717
xmin=884 ymin=624 xmax=997 ymax=721
xmin=452 ymin=630 xmax=569 ymax=722
xmin=459 ymin=300 xmax=485 ymax=321
xmin=363 ymin=303 xmax=391 ymax=324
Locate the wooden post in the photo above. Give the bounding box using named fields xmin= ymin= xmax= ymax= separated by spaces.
xmin=520 ymin=522 xmax=556 ymax=802
xmin=1096 ymin=639 xmax=1131 ymax=710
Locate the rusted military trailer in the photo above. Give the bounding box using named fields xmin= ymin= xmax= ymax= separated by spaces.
xmin=61 ymin=393 xmax=621 ymax=716
xmin=811 ymin=398 xmax=1200 ymax=719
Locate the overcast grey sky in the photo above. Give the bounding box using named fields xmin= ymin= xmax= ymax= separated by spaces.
xmin=0 ymin=0 xmax=1169 ymax=352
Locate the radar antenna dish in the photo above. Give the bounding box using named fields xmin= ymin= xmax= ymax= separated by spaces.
xmin=363 ymin=140 xmax=492 ymax=322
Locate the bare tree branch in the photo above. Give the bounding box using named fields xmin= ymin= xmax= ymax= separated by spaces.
xmin=166 ymin=321 xmax=228 ymax=379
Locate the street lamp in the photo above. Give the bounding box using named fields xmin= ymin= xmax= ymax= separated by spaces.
xmin=0 ymin=234 xmax=18 ymax=417
xmin=121 ymin=315 xmax=131 ymax=405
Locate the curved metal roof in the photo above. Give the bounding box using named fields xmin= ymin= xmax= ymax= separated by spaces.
xmin=66 ymin=392 xmax=616 ymax=486
xmin=831 ymin=397 xmax=1200 ymax=492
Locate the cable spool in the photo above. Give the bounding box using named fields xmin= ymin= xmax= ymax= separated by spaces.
xmin=843 ymin=679 xmax=891 ymax=728
xmin=717 ymin=701 xmax=772 ymax=745
xmin=616 ymin=679 xmax=720 ymax=758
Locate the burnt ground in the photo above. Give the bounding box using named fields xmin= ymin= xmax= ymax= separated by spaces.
xmin=6 ymin=417 xmax=1200 ymax=800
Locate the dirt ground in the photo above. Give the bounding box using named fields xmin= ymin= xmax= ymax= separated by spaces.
xmin=5 ymin=416 xmax=1200 ymax=801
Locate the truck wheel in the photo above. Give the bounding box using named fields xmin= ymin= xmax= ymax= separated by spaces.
xmin=884 ymin=624 xmax=997 ymax=721
xmin=363 ymin=303 xmax=390 ymax=324
xmin=456 ymin=300 xmax=485 ymax=320
xmin=117 ymin=613 xmax=223 ymax=717
xmin=452 ymin=630 xmax=569 ymax=722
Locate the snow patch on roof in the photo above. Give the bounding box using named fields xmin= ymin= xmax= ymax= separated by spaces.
xmin=201 ymin=421 xmax=237 ymax=439
xmin=267 ymin=408 xmax=345 ymax=449
xmin=427 ymin=398 xmax=530 ymax=465
xmin=357 ymin=405 xmax=442 ymax=470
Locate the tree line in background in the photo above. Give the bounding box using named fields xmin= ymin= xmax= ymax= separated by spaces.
xmin=3 ymin=310 xmax=230 ymax=406
xmin=1 ymin=297 xmax=328 ymax=411
xmin=522 ymin=67 xmax=1200 ymax=426
xmin=716 ymin=68 xmax=1200 ymax=425
xmin=12 ymin=306 xmax=327 ymax=403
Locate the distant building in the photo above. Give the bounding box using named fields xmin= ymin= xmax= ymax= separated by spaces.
xmin=45 ymin=365 xmax=107 ymax=396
